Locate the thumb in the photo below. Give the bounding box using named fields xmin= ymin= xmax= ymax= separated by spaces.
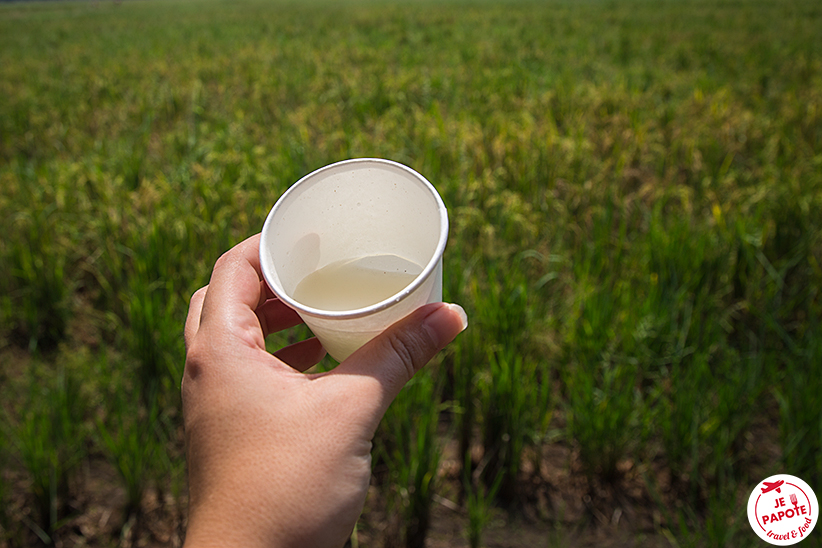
xmin=328 ymin=302 xmax=468 ymax=418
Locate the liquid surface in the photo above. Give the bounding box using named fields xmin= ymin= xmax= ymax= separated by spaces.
xmin=292 ymin=255 xmax=421 ymax=311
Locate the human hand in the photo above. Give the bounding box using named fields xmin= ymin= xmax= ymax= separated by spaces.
xmin=182 ymin=234 xmax=467 ymax=548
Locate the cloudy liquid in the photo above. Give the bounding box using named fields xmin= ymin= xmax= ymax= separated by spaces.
xmin=292 ymin=256 xmax=420 ymax=311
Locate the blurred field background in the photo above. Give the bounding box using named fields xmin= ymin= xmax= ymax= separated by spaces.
xmin=1 ymin=0 xmax=821 ymax=546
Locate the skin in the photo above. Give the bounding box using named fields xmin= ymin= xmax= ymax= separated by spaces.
xmin=182 ymin=234 xmax=467 ymax=548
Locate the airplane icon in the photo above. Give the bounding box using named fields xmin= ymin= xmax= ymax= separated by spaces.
xmin=761 ymin=480 xmax=785 ymax=494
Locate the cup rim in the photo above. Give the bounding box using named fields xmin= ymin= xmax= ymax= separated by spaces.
xmin=259 ymin=158 xmax=448 ymax=320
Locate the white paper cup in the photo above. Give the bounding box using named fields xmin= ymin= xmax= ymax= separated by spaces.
xmin=259 ymin=158 xmax=448 ymax=362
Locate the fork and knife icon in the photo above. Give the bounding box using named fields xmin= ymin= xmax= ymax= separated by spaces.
xmin=762 ymin=480 xmax=801 ymax=511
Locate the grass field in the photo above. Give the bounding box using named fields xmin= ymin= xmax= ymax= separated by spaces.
xmin=1 ymin=0 xmax=821 ymax=545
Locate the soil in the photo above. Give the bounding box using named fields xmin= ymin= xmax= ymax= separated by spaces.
xmin=1 ymin=432 xmax=679 ymax=548
xmin=0 ymin=337 xmax=779 ymax=547
xmin=352 ymin=436 xmax=679 ymax=548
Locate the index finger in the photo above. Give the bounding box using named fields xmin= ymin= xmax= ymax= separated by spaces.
xmin=198 ymin=233 xmax=268 ymax=350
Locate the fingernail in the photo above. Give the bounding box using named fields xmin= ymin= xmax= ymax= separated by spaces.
xmin=446 ymin=303 xmax=469 ymax=332
xmin=424 ymin=303 xmax=468 ymax=348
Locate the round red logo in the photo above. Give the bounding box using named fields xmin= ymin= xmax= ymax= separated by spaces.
xmin=748 ymin=474 xmax=818 ymax=545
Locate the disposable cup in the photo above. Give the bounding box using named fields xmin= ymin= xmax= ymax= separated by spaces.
xmin=259 ymin=158 xmax=448 ymax=362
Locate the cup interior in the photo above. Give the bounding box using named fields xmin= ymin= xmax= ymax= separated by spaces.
xmin=260 ymin=158 xmax=448 ymax=318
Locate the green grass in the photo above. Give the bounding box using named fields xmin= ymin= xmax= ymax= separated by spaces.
xmin=464 ymin=448 xmax=503 ymax=548
xmin=96 ymin=376 xmax=162 ymax=521
xmin=376 ymin=369 xmax=443 ymax=548
xmin=14 ymin=363 xmax=88 ymax=538
xmin=1 ymin=0 xmax=821 ymax=545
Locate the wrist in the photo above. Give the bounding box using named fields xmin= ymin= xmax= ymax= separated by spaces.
xmin=184 ymin=490 xmax=280 ymax=548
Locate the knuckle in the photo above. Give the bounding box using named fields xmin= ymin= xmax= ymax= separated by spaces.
xmin=190 ymin=286 xmax=208 ymax=305
xmin=212 ymin=248 xmax=238 ymax=274
xmin=384 ymin=329 xmax=427 ymax=382
xmin=183 ymin=342 xmax=208 ymax=383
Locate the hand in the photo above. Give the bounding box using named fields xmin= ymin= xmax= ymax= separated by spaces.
xmin=182 ymin=234 xmax=467 ymax=548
